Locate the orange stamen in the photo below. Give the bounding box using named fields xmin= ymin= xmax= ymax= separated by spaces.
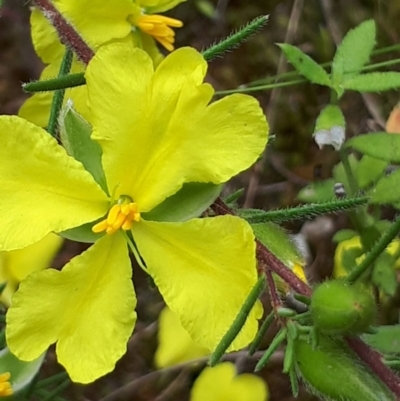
xmin=0 ymin=372 xmax=13 ymax=396
xmin=92 ymin=199 xmax=141 ymax=235
xmin=136 ymin=14 xmax=183 ymax=52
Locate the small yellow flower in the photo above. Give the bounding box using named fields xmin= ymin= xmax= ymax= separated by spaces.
xmin=334 ymin=235 xmax=400 ymax=278
xmin=0 ymin=372 xmax=13 ymax=397
xmin=190 ymin=362 xmax=268 ymax=401
xmin=155 ymin=307 xmax=210 ymax=368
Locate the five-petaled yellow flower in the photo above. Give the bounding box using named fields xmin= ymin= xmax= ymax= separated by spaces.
xmin=3 ymin=43 xmax=268 ymax=383
xmin=20 ymin=0 xmax=185 ymax=127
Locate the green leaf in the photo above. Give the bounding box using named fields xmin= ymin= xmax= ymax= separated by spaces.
xmin=356 ymin=155 xmax=388 ymax=188
xmin=363 ymin=325 xmax=400 ymax=354
xmin=297 ymin=179 xmax=336 ymax=203
xmin=313 ymin=105 xmax=346 ymax=150
xmin=252 ymin=222 xmax=304 ymax=268
xmin=277 ymin=43 xmax=331 ymax=87
xmin=332 ymin=229 xmax=358 ymax=243
xmin=332 ymin=20 xmax=376 ymax=84
xmin=343 ymin=72 xmax=400 ymax=92
xmin=372 ymin=252 xmax=397 ymax=297
xmin=59 ymin=101 xmax=108 ymax=193
xmin=0 ymin=348 xmax=45 ymax=395
xmin=347 ymin=132 xmax=400 ymax=163
xmin=59 ymin=219 xmax=105 ymax=243
xmin=143 ymin=182 xmax=222 ymax=222
xmin=371 ymin=169 xmax=400 ymax=204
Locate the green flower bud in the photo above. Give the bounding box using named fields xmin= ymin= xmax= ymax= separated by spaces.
xmin=294 ymin=335 xmax=395 ymax=401
xmin=310 ymin=279 xmax=376 ymax=334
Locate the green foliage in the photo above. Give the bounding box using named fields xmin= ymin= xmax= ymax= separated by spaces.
xmin=356 ymin=155 xmax=387 ymax=189
xmin=144 ymin=182 xmax=222 ymax=222
xmin=331 ymin=20 xmax=376 ymax=86
xmin=363 ymin=325 xmax=400 ymax=354
xmin=277 ymin=43 xmax=331 ymax=86
xmin=347 ymin=133 xmax=400 ymax=163
xmin=59 ymin=102 xmax=108 ymax=193
xmin=343 ymin=72 xmax=400 ymax=92
xmin=371 ymin=170 xmax=400 ymax=204
xmin=294 ymin=335 xmax=395 ymax=401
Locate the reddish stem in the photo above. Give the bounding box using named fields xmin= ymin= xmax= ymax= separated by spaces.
xmin=211 ymin=197 xmax=400 ymax=399
xmin=32 ymin=0 xmax=94 ymax=65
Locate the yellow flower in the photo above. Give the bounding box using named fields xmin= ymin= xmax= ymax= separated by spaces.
xmin=190 ymin=362 xmax=268 ymax=401
xmin=3 ymin=43 xmax=268 ymax=383
xmin=334 ymin=235 xmax=400 ymax=278
xmin=0 ymin=234 xmax=62 ymax=306
xmin=0 ymin=372 xmax=12 ymax=397
xmin=20 ymin=0 xmax=184 ymax=127
xmin=155 ymin=307 xmax=210 ymax=368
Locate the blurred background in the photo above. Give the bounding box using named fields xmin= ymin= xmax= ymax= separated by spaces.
xmin=0 ymin=0 xmax=399 ymax=399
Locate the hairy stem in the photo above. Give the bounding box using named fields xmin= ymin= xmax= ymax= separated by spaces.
xmin=32 ymin=0 xmax=94 ymax=64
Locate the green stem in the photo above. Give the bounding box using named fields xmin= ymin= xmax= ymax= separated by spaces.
xmin=40 ymin=379 xmax=70 ymax=401
xmin=208 ymin=274 xmax=266 ymax=366
xmin=122 ymin=231 xmax=147 ymax=271
xmin=215 ymin=79 xmax=305 ymax=95
xmin=47 ymin=49 xmax=73 ymax=137
xmin=346 ymin=215 xmax=400 ymax=283
xmin=36 ymin=372 xmax=69 ymax=389
xmin=248 ymin=311 xmax=274 ymax=355
xmin=202 ymin=15 xmax=268 ymax=61
xmin=23 ymin=72 xmax=85 ymax=93
xmin=254 ymin=328 xmax=287 ymax=371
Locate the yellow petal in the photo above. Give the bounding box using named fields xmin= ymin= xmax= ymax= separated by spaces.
xmin=191 ymin=362 xmax=268 ymax=401
xmin=0 ymin=234 xmax=63 ymax=306
xmin=7 ymin=233 xmax=63 ymax=283
xmin=155 ymin=307 xmax=209 ymax=368
xmin=87 ymin=43 xmax=268 ymax=212
xmin=140 ymin=0 xmax=187 ymax=13
xmin=55 ymin=0 xmax=138 ymax=48
xmin=6 ymin=234 xmax=136 ymax=383
xmin=30 ymin=7 xmax=65 ymax=64
xmin=132 ymin=216 xmax=261 ymax=351
xmin=0 ymin=116 xmax=108 ymax=251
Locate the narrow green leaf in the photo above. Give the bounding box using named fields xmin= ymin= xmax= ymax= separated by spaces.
xmin=23 ymin=72 xmax=86 ymax=93
xmin=248 ymin=311 xmax=275 ymax=355
xmin=208 ymin=275 xmax=266 ymax=366
xmin=371 ymin=169 xmax=400 ymax=204
xmin=332 ymin=20 xmax=376 ymax=85
xmin=347 ymin=133 xmax=400 ymax=163
xmin=343 ymin=72 xmax=400 ymax=92
xmin=278 ymin=43 xmax=331 ymax=87
xmin=255 ymin=328 xmax=287 ymax=371
xmin=356 ymin=155 xmax=388 ymax=188
xmin=363 ymin=325 xmax=400 ymax=354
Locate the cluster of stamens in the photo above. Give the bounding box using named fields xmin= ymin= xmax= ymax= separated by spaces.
xmin=0 ymin=372 xmax=12 ymax=396
xmin=136 ymin=14 xmax=183 ymax=51
xmin=92 ymin=198 xmax=141 ymax=235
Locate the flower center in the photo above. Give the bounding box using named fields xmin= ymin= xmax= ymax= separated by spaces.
xmin=92 ymin=196 xmax=141 ymax=235
xmin=135 ymin=14 xmax=183 ymax=52
xmin=0 ymin=372 xmax=13 ymax=396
